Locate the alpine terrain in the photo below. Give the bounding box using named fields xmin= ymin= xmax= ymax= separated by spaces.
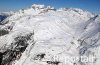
xmin=0 ymin=4 xmax=100 ymax=65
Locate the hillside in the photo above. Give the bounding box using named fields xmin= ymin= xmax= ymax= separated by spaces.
xmin=0 ymin=4 xmax=100 ymax=65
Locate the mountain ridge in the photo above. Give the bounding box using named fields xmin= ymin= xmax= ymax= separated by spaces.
xmin=0 ymin=4 xmax=100 ymax=65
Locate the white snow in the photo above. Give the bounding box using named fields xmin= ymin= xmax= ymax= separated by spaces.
xmin=0 ymin=4 xmax=100 ymax=65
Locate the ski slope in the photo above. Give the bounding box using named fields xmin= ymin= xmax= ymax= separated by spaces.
xmin=0 ymin=4 xmax=100 ymax=65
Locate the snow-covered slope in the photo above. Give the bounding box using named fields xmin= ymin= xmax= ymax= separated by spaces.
xmin=0 ymin=12 xmax=13 ymax=25
xmin=0 ymin=4 xmax=100 ymax=65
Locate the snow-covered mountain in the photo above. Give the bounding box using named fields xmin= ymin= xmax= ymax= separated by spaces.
xmin=0 ymin=4 xmax=100 ymax=65
xmin=0 ymin=12 xmax=13 ymax=25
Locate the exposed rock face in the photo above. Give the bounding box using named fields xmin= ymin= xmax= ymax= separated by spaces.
xmin=0 ymin=32 xmax=34 ymax=65
xmin=0 ymin=4 xmax=100 ymax=65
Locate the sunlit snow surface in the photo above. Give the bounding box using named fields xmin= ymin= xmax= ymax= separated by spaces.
xmin=0 ymin=4 xmax=100 ymax=65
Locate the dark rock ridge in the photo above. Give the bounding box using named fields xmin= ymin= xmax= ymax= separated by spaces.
xmin=0 ymin=32 xmax=34 ymax=65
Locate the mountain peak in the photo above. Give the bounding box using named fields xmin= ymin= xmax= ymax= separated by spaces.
xmin=0 ymin=4 xmax=100 ymax=65
xmin=31 ymin=4 xmax=45 ymax=9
